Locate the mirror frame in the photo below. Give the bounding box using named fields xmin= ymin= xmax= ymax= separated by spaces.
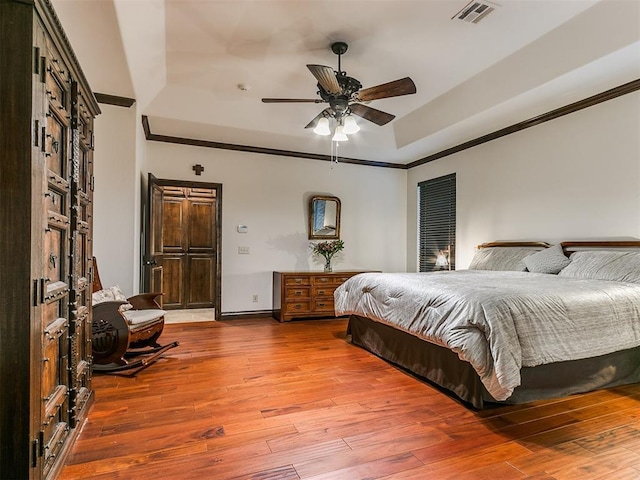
xmin=308 ymin=195 xmax=341 ymax=240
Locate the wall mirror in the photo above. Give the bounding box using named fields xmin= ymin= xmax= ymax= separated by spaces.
xmin=309 ymin=195 xmax=341 ymax=240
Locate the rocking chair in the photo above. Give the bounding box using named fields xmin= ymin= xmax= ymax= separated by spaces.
xmin=91 ymin=257 xmax=179 ymax=374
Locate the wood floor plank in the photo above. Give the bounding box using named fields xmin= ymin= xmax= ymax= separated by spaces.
xmin=542 ymin=447 xmax=640 ymax=479
xmin=303 ymin=451 xmax=424 ymax=480
xmin=59 ymin=317 xmax=640 ymax=480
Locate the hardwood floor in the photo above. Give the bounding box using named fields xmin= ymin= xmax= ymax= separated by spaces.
xmin=60 ymin=318 xmax=640 ymax=479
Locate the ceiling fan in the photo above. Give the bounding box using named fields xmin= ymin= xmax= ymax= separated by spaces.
xmin=261 ymin=42 xmax=417 ymax=133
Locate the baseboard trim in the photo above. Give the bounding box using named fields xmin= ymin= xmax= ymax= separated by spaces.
xmin=220 ymin=310 xmax=275 ymax=320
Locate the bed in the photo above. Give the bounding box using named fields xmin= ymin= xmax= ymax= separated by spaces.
xmin=334 ymin=241 xmax=640 ymax=408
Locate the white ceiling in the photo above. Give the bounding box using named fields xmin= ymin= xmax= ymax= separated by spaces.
xmin=53 ymin=0 xmax=640 ymax=165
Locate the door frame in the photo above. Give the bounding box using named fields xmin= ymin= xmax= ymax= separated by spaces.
xmin=141 ymin=174 xmax=223 ymax=320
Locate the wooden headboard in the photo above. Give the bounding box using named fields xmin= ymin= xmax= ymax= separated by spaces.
xmin=561 ymin=240 xmax=640 ymax=256
xmin=477 ymin=241 xmax=551 ymax=249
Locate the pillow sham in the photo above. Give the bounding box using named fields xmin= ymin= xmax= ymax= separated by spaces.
xmin=523 ymin=243 xmax=570 ymax=274
xmin=468 ymin=247 xmax=540 ymax=272
xmin=558 ymin=250 xmax=640 ymax=283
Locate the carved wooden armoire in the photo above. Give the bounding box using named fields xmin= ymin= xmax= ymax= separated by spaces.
xmin=0 ymin=0 xmax=99 ymax=478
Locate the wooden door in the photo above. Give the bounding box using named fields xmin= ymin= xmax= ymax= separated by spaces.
xmin=186 ymin=192 xmax=216 ymax=308
xmin=144 ymin=178 xmax=164 ymax=296
xmin=144 ymin=178 xmax=221 ymax=313
xmin=160 ymin=187 xmax=188 ymax=308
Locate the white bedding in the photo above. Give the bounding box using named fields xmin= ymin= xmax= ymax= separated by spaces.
xmin=334 ymin=270 xmax=640 ymax=400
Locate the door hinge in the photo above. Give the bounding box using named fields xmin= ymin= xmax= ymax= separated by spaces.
xmin=33 ymin=279 xmax=39 ymax=306
xmin=33 ymin=278 xmax=47 ymax=306
xmin=31 ymin=438 xmax=38 ymax=467
xmin=31 ymin=431 xmax=44 ymax=466
xmin=90 ymin=175 xmax=95 ymax=192
xmin=33 ymin=47 xmax=40 ymax=75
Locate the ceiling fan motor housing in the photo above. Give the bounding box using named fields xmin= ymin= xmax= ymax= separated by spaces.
xmin=317 ymin=74 xmax=362 ymax=118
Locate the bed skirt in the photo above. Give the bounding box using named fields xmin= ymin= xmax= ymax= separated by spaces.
xmin=347 ymin=314 xmax=640 ymax=409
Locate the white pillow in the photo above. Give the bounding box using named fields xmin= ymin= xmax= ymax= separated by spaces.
xmin=559 ymin=251 xmax=640 ymax=283
xmin=109 ymin=285 xmax=128 ymax=302
xmin=523 ymin=244 xmax=570 ymax=274
xmin=468 ymin=247 xmax=540 ymax=272
xmin=92 ymin=288 xmax=115 ymax=305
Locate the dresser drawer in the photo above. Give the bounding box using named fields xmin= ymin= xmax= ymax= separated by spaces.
xmin=331 ymin=274 xmax=354 ymax=284
xmin=285 ymin=286 xmax=310 ymax=299
xmin=285 ymin=276 xmax=311 ymax=286
xmin=284 ymin=301 xmax=312 ymax=314
xmin=313 ymin=275 xmax=335 ymax=285
xmin=312 ymin=285 xmax=336 ymax=297
xmin=313 ymin=298 xmax=334 ymax=312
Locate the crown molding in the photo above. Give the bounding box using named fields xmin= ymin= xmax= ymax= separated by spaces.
xmin=94 ymin=93 xmax=136 ymax=108
xmin=140 ymin=77 xmax=640 ymax=170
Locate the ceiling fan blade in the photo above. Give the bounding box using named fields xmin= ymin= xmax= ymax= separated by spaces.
xmin=349 ymin=103 xmax=396 ymax=126
xmin=304 ymin=108 xmax=332 ymax=129
xmin=307 ymin=64 xmax=341 ymax=95
xmin=357 ymin=77 xmax=416 ymax=102
xmin=262 ymin=98 xmax=323 ymax=103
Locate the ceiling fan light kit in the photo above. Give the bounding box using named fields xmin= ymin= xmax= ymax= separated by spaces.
xmin=313 ymin=117 xmax=331 ymax=136
xmin=262 ymin=41 xmax=417 ymax=158
xmin=342 ymin=115 xmax=360 ymax=134
xmin=332 ymin=125 xmax=348 ymax=142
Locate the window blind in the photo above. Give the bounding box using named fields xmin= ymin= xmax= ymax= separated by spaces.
xmin=418 ymin=173 xmax=456 ymax=272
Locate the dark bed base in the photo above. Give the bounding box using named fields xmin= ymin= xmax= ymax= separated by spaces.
xmin=348 ymin=314 xmax=640 ymax=409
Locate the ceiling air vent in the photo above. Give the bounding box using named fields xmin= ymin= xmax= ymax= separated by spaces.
xmin=453 ymin=1 xmax=498 ymax=24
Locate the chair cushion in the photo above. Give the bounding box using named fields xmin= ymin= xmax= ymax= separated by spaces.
xmin=122 ymin=309 xmax=167 ymax=326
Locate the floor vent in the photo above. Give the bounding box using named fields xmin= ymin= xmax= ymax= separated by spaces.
xmin=453 ymin=1 xmax=498 ymax=23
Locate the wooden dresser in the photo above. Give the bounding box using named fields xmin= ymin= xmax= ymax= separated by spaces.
xmin=273 ymin=271 xmax=372 ymax=322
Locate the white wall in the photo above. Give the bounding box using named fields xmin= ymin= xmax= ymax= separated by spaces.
xmin=407 ymin=91 xmax=640 ymax=270
xmin=92 ymin=104 xmax=138 ymax=294
xmin=93 ymin=91 xmax=640 ymax=311
xmin=145 ymin=143 xmax=407 ymax=313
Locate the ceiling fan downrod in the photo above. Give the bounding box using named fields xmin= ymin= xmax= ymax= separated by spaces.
xmin=331 ymin=41 xmax=348 ymax=74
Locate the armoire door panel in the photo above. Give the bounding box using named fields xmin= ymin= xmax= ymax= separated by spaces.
xmin=188 ymin=200 xmax=215 ymax=251
xmin=42 ymin=317 xmax=67 ymax=403
xmin=46 ymin=187 xmax=65 ymax=215
xmin=161 ymin=255 xmax=185 ymax=308
xmin=42 ymin=420 xmax=69 ymax=478
xmin=78 ymin=145 xmax=89 ymax=194
xmin=46 ymin=108 xmax=68 ymax=177
xmin=187 ymin=255 xmax=215 ymax=307
xmin=44 ymin=224 xmax=68 ymax=289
